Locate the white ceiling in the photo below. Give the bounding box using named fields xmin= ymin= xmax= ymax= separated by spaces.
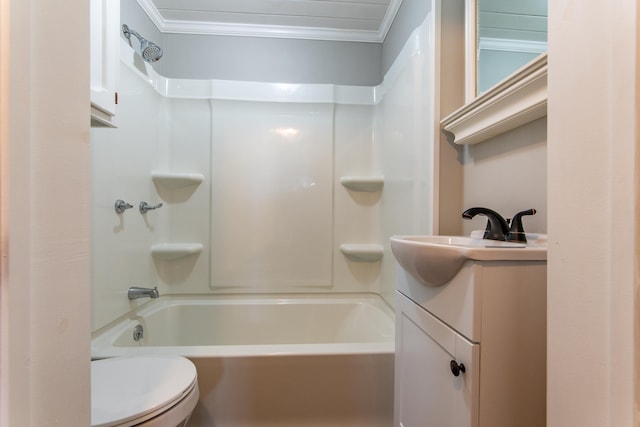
xmin=138 ymin=0 xmax=404 ymax=42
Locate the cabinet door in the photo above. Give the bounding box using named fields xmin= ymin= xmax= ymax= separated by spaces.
xmin=395 ymin=292 xmax=479 ymax=427
xmin=90 ymin=0 xmax=119 ymax=126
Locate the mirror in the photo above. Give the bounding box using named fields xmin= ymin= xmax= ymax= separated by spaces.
xmin=442 ymin=0 xmax=548 ymax=145
xmin=470 ymin=0 xmax=547 ymax=98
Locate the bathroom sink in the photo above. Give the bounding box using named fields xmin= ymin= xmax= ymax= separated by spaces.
xmin=390 ymin=235 xmax=547 ymax=287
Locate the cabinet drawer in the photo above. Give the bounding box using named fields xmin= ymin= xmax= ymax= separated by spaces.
xmin=396 ymin=260 xmax=546 ymax=343
xmin=396 ymin=260 xmax=482 ymax=341
xmin=395 ymin=291 xmax=479 ymax=427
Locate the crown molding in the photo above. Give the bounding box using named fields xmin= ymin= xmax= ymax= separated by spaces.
xmin=136 ymin=0 xmax=403 ymax=43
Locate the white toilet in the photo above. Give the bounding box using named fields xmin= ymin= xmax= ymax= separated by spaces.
xmin=91 ymin=356 xmax=199 ymax=427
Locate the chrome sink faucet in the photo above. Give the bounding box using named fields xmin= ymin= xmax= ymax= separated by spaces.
xmin=127 ymin=286 xmax=159 ymax=300
xmin=462 ymin=207 xmax=536 ymax=243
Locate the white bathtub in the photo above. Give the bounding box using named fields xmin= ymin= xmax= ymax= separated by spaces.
xmin=91 ymin=293 xmax=395 ymax=427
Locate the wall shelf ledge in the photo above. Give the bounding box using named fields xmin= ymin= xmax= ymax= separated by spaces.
xmin=340 ymin=176 xmax=384 ymax=192
xmin=151 ymin=243 xmax=203 ymax=261
xmin=151 ymin=171 xmax=204 ymax=189
xmin=441 ymin=53 xmax=547 ymax=145
xmin=339 ymin=244 xmax=384 ymax=262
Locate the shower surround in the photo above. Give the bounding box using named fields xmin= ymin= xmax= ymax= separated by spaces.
xmin=92 ymin=16 xmax=434 ymax=330
xmin=91 ymin=13 xmax=435 ymax=426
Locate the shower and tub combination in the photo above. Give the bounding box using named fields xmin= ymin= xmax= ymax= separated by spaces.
xmin=92 ymin=293 xmax=395 ymax=425
xmin=91 ymin=13 xmax=435 ymax=426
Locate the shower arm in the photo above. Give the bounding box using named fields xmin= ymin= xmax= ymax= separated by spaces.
xmin=122 ymin=24 xmax=143 ymax=44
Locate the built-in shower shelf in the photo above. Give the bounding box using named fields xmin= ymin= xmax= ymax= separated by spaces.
xmin=151 ymin=243 xmax=203 ymax=261
xmin=151 ymin=172 xmax=204 ymax=189
xmin=340 ymin=176 xmax=384 ymax=192
xmin=339 ymin=244 xmax=384 ymax=262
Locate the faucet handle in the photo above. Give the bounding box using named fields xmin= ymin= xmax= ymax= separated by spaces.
xmin=115 ymin=199 xmax=134 ymax=214
xmin=507 ymin=209 xmax=536 ymax=243
xmin=139 ymin=201 xmax=163 ymax=214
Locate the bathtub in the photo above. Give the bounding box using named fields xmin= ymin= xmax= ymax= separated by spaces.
xmin=91 ymin=293 xmax=395 ymax=427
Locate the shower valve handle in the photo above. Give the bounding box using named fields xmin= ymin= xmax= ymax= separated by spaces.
xmin=115 ymin=199 xmax=134 ymax=214
xmin=139 ymin=201 xmax=163 ymax=214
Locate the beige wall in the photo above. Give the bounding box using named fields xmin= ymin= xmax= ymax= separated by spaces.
xmin=0 ymin=0 xmax=91 ymax=425
xmin=461 ymin=117 xmax=547 ymax=236
xmin=547 ymin=0 xmax=638 ymax=425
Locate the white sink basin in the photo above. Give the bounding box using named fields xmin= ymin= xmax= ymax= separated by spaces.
xmin=390 ymin=235 xmax=547 ymax=287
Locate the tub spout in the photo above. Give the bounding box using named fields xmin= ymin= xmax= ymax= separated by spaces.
xmin=128 ymin=286 xmax=159 ymax=300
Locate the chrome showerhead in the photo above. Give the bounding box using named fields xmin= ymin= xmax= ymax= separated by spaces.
xmin=122 ymin=24 xmax=163 ymax=63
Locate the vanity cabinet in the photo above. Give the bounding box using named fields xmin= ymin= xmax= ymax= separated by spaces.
xmin=395 ymin=292 xmax=479 ymax=426
xmin=90 ymin=0 xmax=119 ymax=127
xmin=394 ymin=260 xmax=546 ymax=427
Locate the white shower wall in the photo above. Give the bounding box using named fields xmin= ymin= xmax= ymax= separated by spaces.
xmin=377 ymin=16 xmax=436 ymax=304
xmin=209 ymin=101 xmax=334 ymax=291
xmin=91 ymin=14 xmax=435 ymax=332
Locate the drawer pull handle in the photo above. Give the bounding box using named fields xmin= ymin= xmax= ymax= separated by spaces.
xmin=450 ymin=360 xmax=466 ymax=377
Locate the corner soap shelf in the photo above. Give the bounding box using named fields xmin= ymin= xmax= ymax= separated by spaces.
xmin=151 ymin=243 xmax=203 ymax=261
xmin=151 ymin=171 xmax=204 ymax=189
xmin=340 ymin=176 xmax=384 ymax=192
xmin=339 ymin=244 xmax=384 ymax=262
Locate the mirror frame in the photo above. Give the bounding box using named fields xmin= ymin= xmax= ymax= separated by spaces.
xmin=441 ymin=0 xmax=547 ymax=145
xmin=464 ymin=0 xmax=477 ymax=103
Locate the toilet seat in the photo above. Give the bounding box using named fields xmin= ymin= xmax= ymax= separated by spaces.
xmin=91 ymin=356 xmax=198 ymax=427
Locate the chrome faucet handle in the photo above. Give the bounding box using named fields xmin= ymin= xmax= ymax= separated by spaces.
xmin=115 ymin=199 xmax=134 ymax=214
xmin=139 ymin=201 xmax=163 ymax=214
